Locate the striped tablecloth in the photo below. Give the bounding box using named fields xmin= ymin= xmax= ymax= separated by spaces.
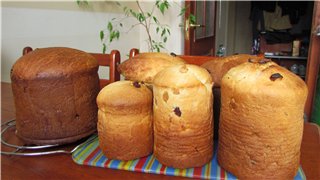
xmin=72 ymin=134 xmax=305 ymax=179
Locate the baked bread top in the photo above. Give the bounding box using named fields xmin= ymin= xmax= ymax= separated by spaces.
xmin=201 ymin=54 xmax=263 ymax=87
xmin=222 ymin=59 xmax=308 ymax=102
xmin=153 ymin=64 xmax=213 ymax=89
xmin=11 ymin=47 xmax=98 ymax=80
xmin=97 ymin=80 xmax=152 ymax=115
xmin=118 ymin=52 xmax=186 ymax=84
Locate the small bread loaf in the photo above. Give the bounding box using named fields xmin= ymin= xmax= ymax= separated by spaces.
xmin=201 ymin=54 xmax=263 ymax=87
xmin=218 ymin=59 xmax=308 ymax=179
xmin=118 ymin=52 xmax=185 ymax=84
xmin=97 ymin=80 xmax=153 ymax=161
xmin=153 ymin=64 xmax=214 ymax=168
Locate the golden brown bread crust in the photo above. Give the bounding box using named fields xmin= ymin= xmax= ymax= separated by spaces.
xmin=153 ymin=64 xmax=214 ymax=168
xmin=118 ymin=52 xmax=186 ymax=84
xmin=11 ymin=47 xmax=98 ymax=79
xmin=10 ymin=47 xmax=100 ymax=145
xmin=97 ymin=81 xmax=153 ymax=160
xmin=218 ymin=59 xmax=308 ymax=179
xmin=201 ymin=54 xmax=263 ymax=87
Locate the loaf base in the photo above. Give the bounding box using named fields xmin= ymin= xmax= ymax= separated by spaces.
xmin=16 ymin=129 xmax=96 ymax=145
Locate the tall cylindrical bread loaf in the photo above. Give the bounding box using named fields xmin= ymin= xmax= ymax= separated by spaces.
xmin=97 ymin=80 xmax=153 ymax=161
xmin=218 ymin=59 xmax=308 ymax=179
xmin=201 ymin=54 xmax=263 ymax=140
xmin=153 ymin=64 xmax=214 ymax=169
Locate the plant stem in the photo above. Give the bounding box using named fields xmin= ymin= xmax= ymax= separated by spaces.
xmin=136 ymin=1 xmax=153 ymax=52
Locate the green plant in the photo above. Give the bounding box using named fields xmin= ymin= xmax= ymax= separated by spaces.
xmin=100 ymin=0 xmax=183 ymax=53
xmin=77 ymin=0 xmax=194 ymax=53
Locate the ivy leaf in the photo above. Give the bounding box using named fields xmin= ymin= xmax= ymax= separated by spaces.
xmin=153 ymin=16 xmax=158 ymax=23
xmin=100 ymin=30 xmax=104 ymax=41
xmin=138 ymin=13 xmax=146 ymax=22
xmin=116 ymin=31 xmax=120 ymax=39
xmin=164 ymin=1 xmax=169 ymax=9
xmin=159 ymin=3 xmax=165 ymax=14
xmin=158 ymin=1 xmax=169 ymax=15
xmin=163 ymin=36 xmax=167 ymax=43
xmin=156 ymin=0 xmax=160 ymax=7
xmin=130 ymin=9 xmax=137 ymax=18
xmin=76 ymin=0 xmax=89 ymax=6
xmin=161 ymin=29 xmax=166 ymax=37
xmin=107 ymin=22 xmax=113 ymax=32
xmin=189 ymin=14 xmax=196 ymax=24
xmin=109 ymin=31 xmax=115 ymax=42
xmin=156 ymin=27 xmax=159 ymax=33
xmin=166 ymin=28 xmax=170 ymax=35
xmin=179 ymin=7 xmax=186 ymax=16
xmin=102 ymin=43 xmax=106 ymax=54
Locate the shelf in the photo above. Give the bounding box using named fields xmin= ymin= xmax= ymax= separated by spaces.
xmin=265 ymin=55 xmax=308 ymax=60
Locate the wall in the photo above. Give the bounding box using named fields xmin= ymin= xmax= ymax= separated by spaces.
xmin=233 ymin=1 xmax=252 ymax=54
xmin=1 ymin=1 xmax=184 ymax=82
xmin=136 ymin=1 xmax=184 ymax=54
xmin=215 ymin=1 xmax=252 ymax=55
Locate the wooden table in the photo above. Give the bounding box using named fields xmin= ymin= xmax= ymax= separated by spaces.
xmin=1 ymin=82 xmax=320 ymax=179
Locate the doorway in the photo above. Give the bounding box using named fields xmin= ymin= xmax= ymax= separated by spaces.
xmin=184 ymin=1 xmax=216 ymax=56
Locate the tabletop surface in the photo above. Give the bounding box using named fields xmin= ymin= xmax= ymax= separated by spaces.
xmin=1 ymin=82 xmax=320 ymax=180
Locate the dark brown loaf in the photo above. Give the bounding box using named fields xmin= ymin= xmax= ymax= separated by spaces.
xmin=218 ymin=59 xmax=308 ymax=179
xmin=97 ymin=80 xmax=153 ymax=161
xmin=10 ymin=47 xmax=100 ymax=145
xmin=118 ymin=52 xmax=186 ymax=84
xmin=201 ymin=54 xmax=263 ymax=87
xmin=153 ymin=64 xmax=214 ymax=168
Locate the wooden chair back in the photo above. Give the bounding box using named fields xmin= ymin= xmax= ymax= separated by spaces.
xmin=89 ymin=51 xmax=120 ymax=88
xmin=22 ymin=47 xmax=120 ymax=89
xmin=128 ymin=48 xmax=217 ymax=65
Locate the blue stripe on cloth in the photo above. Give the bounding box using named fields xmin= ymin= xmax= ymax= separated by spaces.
xmin=94 ymin=149 xmax=107 ymax=167
xmin=294 ymin=166 xmax=306 ymax=180
xmin=108 ymin=159 xmax=121 ymax=169
xmin=227 ymin=172 xmax=237 ymax=179
xmin=164 ymin=166 xmax=175 ymax=176
xmin=212 ymin=153 xmax=219 ymax=180
xmin=149 ymin=157 xmax=160 ymax=173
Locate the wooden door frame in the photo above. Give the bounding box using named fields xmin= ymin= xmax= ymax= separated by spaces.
xmin=305 ymin=1 xmax=320 ymax=121
xmin=184 ymin=1 xmax=192 ymax=55
xmin=184 ymin=1 xmax=216 ymax=55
